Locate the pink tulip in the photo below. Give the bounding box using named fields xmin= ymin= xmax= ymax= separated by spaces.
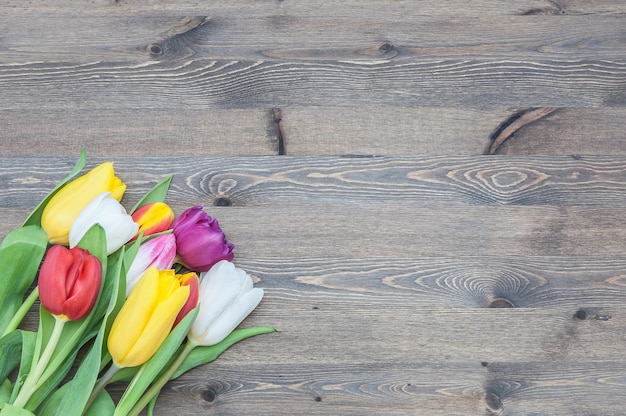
xmin=125 ymin=234 xmax=177 ymax=296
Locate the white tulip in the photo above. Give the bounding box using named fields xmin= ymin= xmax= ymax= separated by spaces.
xmin=69 ymin=192 xmax=139 ymax=255
xmin=189 ymin=260 xmax=264 ymax=346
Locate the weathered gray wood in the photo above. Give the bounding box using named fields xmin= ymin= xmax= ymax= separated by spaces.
xmin=3 ymin=156 xmax=626 ymax=208
xmin=1 ymin=11 xmax=625 ymax=62
xmin=3 ymin=108 xmax=626 ymax=156
xmin=2 ymin=0 xmax=625 ymax=16
xmin=2 ymin=0 xmax=626 ymax=414
xmin=0 ymin=109 xmax=279 ymax=157
xmin=1 ymin=202 xmax=624 ymax=257
xmin=121 ymin=361 xmax=626 ymax=415
xmin=0 ymin=59 xmax=624 ymax=111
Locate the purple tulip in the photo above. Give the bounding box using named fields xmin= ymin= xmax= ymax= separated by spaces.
xmin=172 ymin=206 xmax=234 ymax=272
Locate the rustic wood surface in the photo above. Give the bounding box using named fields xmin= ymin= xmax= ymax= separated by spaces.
xmin=2 ymin=1 xmax=626 ymax=415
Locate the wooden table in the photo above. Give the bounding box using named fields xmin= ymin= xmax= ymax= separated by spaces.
xmin=2 ymin=1 xmax=626 ymax=415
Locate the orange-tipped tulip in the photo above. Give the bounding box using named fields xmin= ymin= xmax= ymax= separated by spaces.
xmin=131 ymin=202 xmax=175 ymax=240
xmin=38 ymin=245 xmax=102 ymax=321
xmin=107 ymin=266 xmax=189 ymax=368
xmin=42 ymin=162 xmax=126 ymax=245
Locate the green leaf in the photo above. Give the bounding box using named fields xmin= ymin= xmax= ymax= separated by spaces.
xmin=9 ymin=331 xmax=36 ymax=404
xmin=0 ymin=331 xmax=24 ymax=383
xmin=0 ymin=380 xmax=11 ymax=407
xmin=23 ymin=347 xmax=78 ymax=412
xmin=96 ymin=247 xmax=126 ymax=364
xmin=0 ymin=226 xmax=48 ymax=336
xmin=0 ymin=403 xmax=35 ymax=416
xmin=114 ymin=308 xmax=199 ymax=416
xmin=130 ymin=174 xmax=173 ymax=214
xmin=37 ymin=323 xmax=106 ymax=416
xmin=83 ymin=390 xmax=114 ymax=416
xmin=22 ymin=149 xmax=87 ymax=227
xmin=173 ymin=327 xmax=279 ymax=379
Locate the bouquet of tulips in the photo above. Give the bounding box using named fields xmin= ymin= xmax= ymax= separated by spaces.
xmin=0 ymin=151 xmax=276 ymax=416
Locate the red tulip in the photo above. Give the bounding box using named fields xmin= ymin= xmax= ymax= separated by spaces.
xmin=173 ymin=272 xmax=199 ymax=327
xmin=38 ymin=245 xmax=102 ymax=321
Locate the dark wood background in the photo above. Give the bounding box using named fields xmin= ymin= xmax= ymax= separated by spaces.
xmin=1 ymin=1 xmax=626 ymax=415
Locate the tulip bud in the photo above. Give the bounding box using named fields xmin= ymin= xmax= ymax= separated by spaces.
xmin=42 ymin=162 xmax=126 ymax=245
xmin=173 ymin=272 xmax=199 ymax=327
xmin=125 ymin=234 xmax=177 ymax=296
xmin=189 ymin=260 xmax=263 ymax=346
xmin=107 ymin=266 xmax=190 ymax=368
xmin=131 ymin=202 xmax=175 ymax=241
xmin=38 ymin=245 xmax=102 ymax=321
xmin=69 ymin=192 xmax=139 ymax=255
xmin=172 ymin=206 xmax=234 ymax=272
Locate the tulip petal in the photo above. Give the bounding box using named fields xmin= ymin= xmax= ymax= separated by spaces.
xmin=108 ymin=267 xmax=160 ymax=365
xmin=119 ymin=284 xmax=189 ymax=368
xmin=191 ymin=262 xmax=242 ymax=335
xmin=125 ymin=234 xmax=176 ymax=296
xmin=198 ymin=288 xmax=264 ymax=346
xmin=42 ymin=162 xmax=126 ymax=245
xmin=69 ymin=192 xmax=139 ymax=255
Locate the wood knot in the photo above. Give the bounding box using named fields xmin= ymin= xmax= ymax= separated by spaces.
xmin=202 ymin=387 xmax=217 ymax=402
xmin=147 ymin=43 xmax=163 ymax=56
xmin=488 ymin=298 xmax=515 ymax=308
xmin=379 ymin=42 xmax=394 ymax=53
xmin=214 ymin=197 xmax=232 ymax=206
xmin=485 ymin=391 xmax=504 ymax=412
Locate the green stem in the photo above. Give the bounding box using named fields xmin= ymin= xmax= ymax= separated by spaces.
xmin=125 ymin=340 xmax=197 ymax=416
xmin=83 ymin=363 xmax=121 ymax=415
xmin=2 ymin=287 xmax=39 ymax=338
xmin=12 ymin=316 xmax=66 ymax=408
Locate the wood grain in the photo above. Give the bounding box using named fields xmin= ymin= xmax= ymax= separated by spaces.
xmin=0 ymin=59 xmax=624 ymax=111
xmin=2 ymin=0 xmax=626 ymax=414
xmin=1 ymin=11 xmax=626 ymax=62
xmin=2 ymin=0 xmax=625 ymax=17
xmin=117 ymin=361 xmax=626 ymax=416
xmin=3 ymin=156 xmax=626 ymax=208
xmin=2 ymin=108 xmax=626 ymax=157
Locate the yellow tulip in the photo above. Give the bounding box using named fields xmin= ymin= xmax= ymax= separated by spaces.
xmin=41 ymin=162 xmax=126 ymax=245
xmin=107 ymin=266 xmax=190 ymax=368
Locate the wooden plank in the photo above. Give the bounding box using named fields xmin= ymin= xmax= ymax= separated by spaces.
xmin=3 ymin=108 xmax=626 ymax=156
xmin=1 ymin=203 xmax=624 ymax=257
xmin=108 ymin=361 xmax=626 ymax=416
xmin=238 ymin=256 xmax=626 ymax=310
xmin=0 ymin=12 xmax=625 ymax=62
xmin=3 ymin=156 xmax=626 ymax=208
xmin=494 ymin=107 xmax=626 ymax=155
xmin=2 ymin=0 xmax=625 ymax=16
xmin=0 ymin=58 xmax=623 ymax=111
xmin=0 ymin=109 xmax=278 ymax=157
xmin=108 ymin=361 xmax=626 ymax=415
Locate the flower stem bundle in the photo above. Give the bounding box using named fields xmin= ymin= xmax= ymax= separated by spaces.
xmin=0 ymin=151 xmax=276 ymax=416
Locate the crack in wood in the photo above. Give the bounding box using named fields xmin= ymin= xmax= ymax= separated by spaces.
xmin=486 ymin=107 xmax=558 ymax=155
xmin=272 ymin=108 xmax=286 ymax=155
